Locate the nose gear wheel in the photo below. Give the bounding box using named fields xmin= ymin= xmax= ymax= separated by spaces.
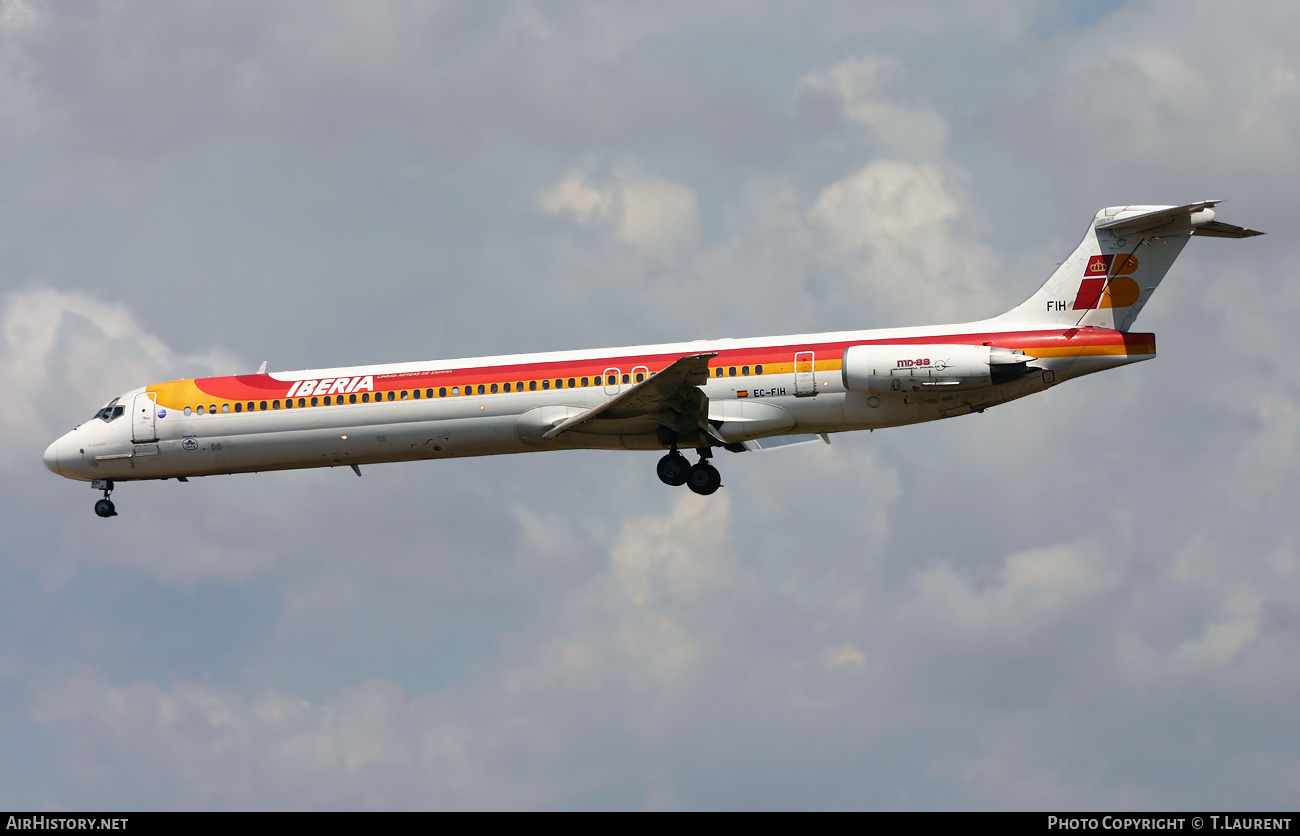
xmin=92 ymin=479 xmax=117 ymax=518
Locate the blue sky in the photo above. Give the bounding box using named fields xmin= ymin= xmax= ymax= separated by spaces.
xmin=2 ymin=0 xmax=1298 ymax=810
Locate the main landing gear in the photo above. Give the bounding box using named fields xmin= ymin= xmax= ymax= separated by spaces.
xmin=92 ymin=479 xmax=117 ymax=518
xmin=656 ymin=448 xmax=722 ymax=496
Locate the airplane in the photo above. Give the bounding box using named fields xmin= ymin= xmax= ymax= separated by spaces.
xmin=44 ymin=201 xmax=1261 ymax=518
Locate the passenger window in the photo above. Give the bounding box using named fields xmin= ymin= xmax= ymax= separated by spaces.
xmin=581 ymin=377 xmax=589 ymax=387
xmin=184 ymin=407 xmax=192 ymax=416
xmin=530 ymin=380 xmax=537 ymax=391
xmin=310 ymin=397 xmax=318 ymax=407
xmin=715 ymin=368 xmax=722 ymax=377
xmin=260 ymin=401 xmax=268 ymax=411
xmin=326 ymin=396 xmax=334 ymax=405
xmin=755 ymin=365 xmax=763 ymax=375
xmin=728 ymin=367 xmax=736 ymax=377
xmin=412 ymin=389 xmax=420 ymax=399
xmin=490 ymin=383 xmax=499 ymax=394
xmin=401 ymin=390 xmax=409 ymax=400
xmin=350 ymin=394 xmax=357 ymax=404
xmin=742 ymin=366 xmax=749 ymax=376
xmin=387 ymin=391 xmax=395 ymax=401
xmin=197 ymin=405 xmax=205 ymax=415
xmin=622 ymin=374 xmax=629 ymax=384
xmin=517 ymin=381 xmax=523 ymax=391
xmin=247 ymin=402 xmax=254 ymax=412
xmin=636 ymin=372 xmax=644 ymax=382
xmin=503 ymin=383 xmax=511 ymax=393
xmin=235 ymin=403 xmax=242 ymax=413
xmin=542 ymin=380 xmax=550 ymax=390
xmin=477 ymin=385 xmax=485 ymax=395
xmin=426 ymin=389 xmax=434 ymax=398
xmin=272 ymin=400 xmax=280 ymax=410
xmin=361 ymin=393 xmax=370 ymax=403
xmin=451 ymin=386 xmax=458 ymax=396
xmin=222 ymin=404 xmax=230 ymax=413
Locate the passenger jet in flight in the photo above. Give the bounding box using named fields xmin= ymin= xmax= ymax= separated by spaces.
xmin=44 ymin=202 xmax=1260 ymax=517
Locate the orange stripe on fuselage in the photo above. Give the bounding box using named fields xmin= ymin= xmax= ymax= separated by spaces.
xmin=147 ymin=328 xmax=1154 ymax=410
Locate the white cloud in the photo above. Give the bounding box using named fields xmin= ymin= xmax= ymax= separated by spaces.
xmin=1172 ymin=588 xmax=1263 ymax=673
xmin=0 ymin=287 xmax=241 ymax=473
xmin=1001 ymin=4 xmax=1300 ymax=188
xmin=823 ymin=642 xmax=866 ymax=672
xmin=539 ymin=169 xmax=614 ymax=224
xmin=1226 ymin=395 xmax=1300 ymax=511
xmin=808 ymin=159 xmax=957 ymax=252
xmin=903 ymin=540 xmax=1117 ymax=639
xmin=520 ymin=492 xmax=737 ymax=691
xmin=807 ymin=159 xmax=999 ymax=323
xmin=799 ymin=55 xmax=948 ymax=158
xmin=0 ymin=0 xmax=34 ymax=33
xmin=541 ymin=164 xmax=700 ymax=260
xmin=610 ymin=492 xmax=731 ymax=607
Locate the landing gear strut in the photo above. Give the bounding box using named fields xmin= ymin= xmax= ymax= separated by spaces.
xmin=657 ymin=448 xmax=722 ymax=495
xmin=92 ymin=479 xmax=117 ymax=518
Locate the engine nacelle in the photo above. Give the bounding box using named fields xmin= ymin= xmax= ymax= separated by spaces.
xmin=841 ymin=344 xmax=1032 ymax=395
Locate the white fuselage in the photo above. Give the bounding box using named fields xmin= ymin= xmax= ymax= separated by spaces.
xmin=43 ymin=317 xmax=1151 ymax=484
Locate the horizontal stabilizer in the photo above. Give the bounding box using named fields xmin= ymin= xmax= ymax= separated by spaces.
xmin=1094 ymin=201 xmax=1221 ymax=237
xmin=1193 ymin=220 xmax=1265 ymax=238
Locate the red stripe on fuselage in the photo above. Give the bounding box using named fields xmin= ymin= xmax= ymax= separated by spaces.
xmin=185 ymin=328 xmax=1153 ymax=399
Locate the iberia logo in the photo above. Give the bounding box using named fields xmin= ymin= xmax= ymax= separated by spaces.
xmin=1072 ymin=254 xmax=1141 ymax=310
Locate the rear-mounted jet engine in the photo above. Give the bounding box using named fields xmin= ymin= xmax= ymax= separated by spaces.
xmin=841 ymin=344 xmax=1034 ymax=395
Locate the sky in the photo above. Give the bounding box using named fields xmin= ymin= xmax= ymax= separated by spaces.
xmin=2 ymin=0 xmax=1298 ymax=811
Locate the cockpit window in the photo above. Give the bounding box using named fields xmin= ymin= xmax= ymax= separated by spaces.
xmin=93 ymin=398 xmax=124 ymax=422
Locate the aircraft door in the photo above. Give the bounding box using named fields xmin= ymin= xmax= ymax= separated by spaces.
xmin=794 ymin=351 xmax=817 ymax=397
xmin=603 ymin=367 xmax=621 ymax=397
xmin=131 ymin=392 xmax=159 ymax=442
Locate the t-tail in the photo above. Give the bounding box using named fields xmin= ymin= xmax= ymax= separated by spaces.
xmin=997 ymin=201 xmax=1262 ymax=331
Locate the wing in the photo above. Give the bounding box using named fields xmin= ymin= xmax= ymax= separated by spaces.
xmin=543 ymin=353 xmax=716 ymax=440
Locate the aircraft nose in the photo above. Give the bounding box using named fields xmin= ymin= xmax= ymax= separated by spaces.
xmin=43 ymin=438 xmax=62 ymax=475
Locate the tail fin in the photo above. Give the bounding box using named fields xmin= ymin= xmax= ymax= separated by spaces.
xmin=997 ymin=202 xmax=1262 ymax=331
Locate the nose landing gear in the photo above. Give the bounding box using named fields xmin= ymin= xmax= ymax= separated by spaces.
xmin=656 ymin=448 xmax=722 ymax=495
xmin=91 ymin=479 xmax=117 ymax=518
